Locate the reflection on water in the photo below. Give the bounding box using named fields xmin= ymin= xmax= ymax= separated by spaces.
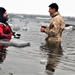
xmin=0 ymin=50 xmax=7 ymax=63
xmin=40 ymin=41 xmax=63 ymax=75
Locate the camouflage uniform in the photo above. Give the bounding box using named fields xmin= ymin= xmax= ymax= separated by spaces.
xmin=45 ymin=12 xmax=65 ymax=42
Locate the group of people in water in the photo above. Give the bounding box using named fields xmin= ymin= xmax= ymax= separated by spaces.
xmin=0 ymin=3 xmax=65 ymax=71
xmin=0 ymin=3 xmax=65 ymax=52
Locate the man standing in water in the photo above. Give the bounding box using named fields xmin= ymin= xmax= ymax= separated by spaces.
xmin=0 ymin=7 xmax=12 ymax=52
xmin=40 ymin=3 xmax=65 ymax=42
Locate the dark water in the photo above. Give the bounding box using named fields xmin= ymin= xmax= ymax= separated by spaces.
xmin=0 ymin=15 xmax=75 ymax=75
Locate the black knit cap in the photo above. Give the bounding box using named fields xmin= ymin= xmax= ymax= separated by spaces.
xmin=0 ymin=7 xmax=6 ymax=17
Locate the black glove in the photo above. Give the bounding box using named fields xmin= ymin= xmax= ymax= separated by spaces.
xmin=12 ymin=32 xmax=21 ymax=39
xmin=16 ymin=34 xmax=21 ymax=36
xmin=12 ymin=32 xmax=15 ymax=36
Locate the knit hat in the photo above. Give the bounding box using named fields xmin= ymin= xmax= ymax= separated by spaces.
xmin=0 ymin=7 xmax=8 ymax=24
xmin=0 ymin=7 xmax=6 ymax=17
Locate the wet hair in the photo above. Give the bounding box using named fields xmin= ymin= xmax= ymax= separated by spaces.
xmin=49 ymin=3 xmax=59 ymax=11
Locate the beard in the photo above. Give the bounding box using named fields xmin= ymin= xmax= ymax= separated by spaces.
xmin=3 ymin=16 xmax=9 ymax=21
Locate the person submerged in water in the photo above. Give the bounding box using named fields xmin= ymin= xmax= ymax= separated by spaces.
xmin=40 ymin=3 xmax=65 ymax=42
xmin=0 ymin=7 xmax=12 ymax=52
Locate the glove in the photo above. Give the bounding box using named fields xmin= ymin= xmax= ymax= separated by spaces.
xmin=14 ymin=33 xmax=21 ymax=39
xmin=16 ymin=34 xmax=21 ymax=36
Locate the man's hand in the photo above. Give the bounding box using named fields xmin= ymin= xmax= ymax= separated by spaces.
xmin=12 ymin=32 xmax=21 ymax=39
xmin=40 ymin=27 xmax=45 ymax=32
xmin=40 ymin=26 xmax=47 ymax=32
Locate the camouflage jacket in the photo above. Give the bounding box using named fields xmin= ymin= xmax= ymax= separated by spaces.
xmin=45 ymin=12 xmax=65 ymax=42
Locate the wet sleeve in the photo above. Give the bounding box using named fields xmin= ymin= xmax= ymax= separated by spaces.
xmin=45 ymin=20 xmax=61 ymax=37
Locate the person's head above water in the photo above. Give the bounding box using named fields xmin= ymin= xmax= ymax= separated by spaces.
xmin=0 ymin=7 xmax=9 ymax=22
xmin=48 ymin=3 xmax=59 ymax=16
